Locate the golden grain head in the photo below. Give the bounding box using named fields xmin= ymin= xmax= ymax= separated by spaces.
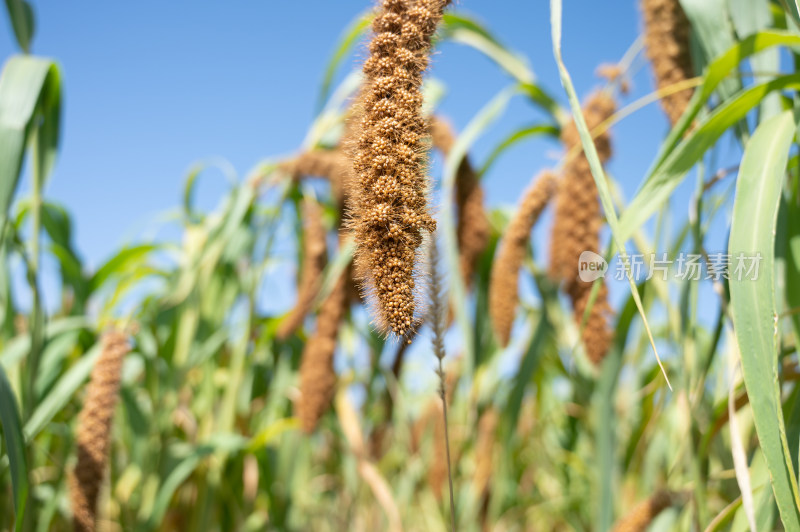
xmin=489 ymin=171 xmax=557 ymax=346
xmin=641 ymin=0 xmax=694 ymax=125
xmin=276 ymin=198 xmax=328 ymax=341
xmin=70 ymin=331 xmax=130 ymax=532
xmin=549 ymin=91 xmax=616 ymax=286
xmin=296 ymin=236 xmax=351 ymax=433
xmin=348 ymin=0 xmax=448 ymax=338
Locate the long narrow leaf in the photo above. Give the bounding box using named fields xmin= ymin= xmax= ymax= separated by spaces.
xmin=729 ymin=110 xmax=800 ymax=529
xmin=0 ymin=364 xmax=27 ymax=530
xmin=620 ymin=74 xmax=800 ymax=241
xmin=3 ymin=0 xmax=34 ymax=53
xmin=0 ymin=55 xmax=60 ymax=247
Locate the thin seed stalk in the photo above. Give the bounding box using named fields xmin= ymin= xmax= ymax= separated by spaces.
xmin=429 ymin=241 xmax=456 ymax=531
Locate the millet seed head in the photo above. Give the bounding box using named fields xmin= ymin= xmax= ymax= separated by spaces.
xmin=70 ymin=331 xmax=130 ymax=532
xmin=348 ymin=0 xmax=448 ymax=337
xmin=548 ymin=90 xmax=616 ymax=365
xmin=641 ymin=0 xmax=694 ymax=126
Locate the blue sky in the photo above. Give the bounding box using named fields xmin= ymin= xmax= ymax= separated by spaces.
xmin=1 ymin=1 xmax=670 ymax=263
xmin=1 ymin=0 xmax=739 ymax=331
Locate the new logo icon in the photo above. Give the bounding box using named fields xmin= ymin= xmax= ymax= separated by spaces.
xmin=578 ymin=251 xmax=608 ymax=282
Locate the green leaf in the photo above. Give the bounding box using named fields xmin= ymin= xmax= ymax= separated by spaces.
xmin=34 ymin=64 xmax=60 ymax=185
xmin=779 ymin=0 xmax=800 ymax=27
xmin=0 ymin=363 xmax=27 ymax=530
xmin=594 ymin=286 xmax=643 ymax=532
xmin=0 ymin=241 xmax=14 ymax=338
xmin=620 ymin=74 xmax=800 ymax=242
xmin=479 ymin=123 xmax=560 ymax=177
xmin=316 ymin=10 xmax=372 ymax=113
xmin=728 ymin=0 xmax=781 ymax=118
xmin=89 ymin=244 xmax=159 ymax=294
xmin=505 ymin=313 xmax=549 ymax=432
xmin=787 ymin=197 xmax=800 ymax=345
xmin=24 ymin=342 xmax=101 ymax=439
xmin=729 ymin=110 xmax=800 ymax=529
xmin=313 ymin=236 xmax=354 ymax=308
xmin=147 ymin=435 xmax=248 ymax=528
xmin=3 ymin=0 xmax=34 ymax=53
xmin=0 ymin=316 xmax=90 ymax=367
xmin=653 ymin=30 xmax=800 ymax=172
xmin=0 ymin=55 xmax=60 ymax=247
xmin=441 ymin=13 xmax=562 ymax=119
xmin=680 ymin=0 xmax=739 ymax=99
xmin=441 ymin=13 xmax=535 ymax=84
xmin=182 ymin=159 xmax=237 ymax=221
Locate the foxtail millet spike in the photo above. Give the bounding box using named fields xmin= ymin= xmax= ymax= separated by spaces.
xmin=641 ymin=0 xmax=694 ymax=126
xmin=70 ymin=331 xmax=130 ymax=532
xmin=430 ymin=116 xmax=490 ymax=288
xmin=571 ymin=281 xmax=613 ymax=365
xmin=295 ymin=235 xmax=350 ymax=433
xmin=280 ymin=149 xmax=352 ymax=208
xmin=489 ymin=171 xmax=557 ymax=347
xmin=611 ymin=490 xmax=673 ymax=532
xmin=549 ymin=91 xmax=614 ymax=285
xmin=280 ymin=150 xmax=341 ymax=183
xmin=349 ymin=0 xmax=449 ymax=338
xmin=276 ymin=198 xmax=328 ymax=340
xmin=548 ymin=91 xmax=616 ymax=364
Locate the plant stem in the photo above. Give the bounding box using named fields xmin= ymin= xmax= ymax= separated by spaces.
xmin=429 ymin=240 xmax=456 ymax=531
xmin=439 ymin=362 xmax=456 ymax=532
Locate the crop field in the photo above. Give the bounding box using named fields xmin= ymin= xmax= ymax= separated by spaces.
xmin=3 ymin=0 xmax=800 ymax=530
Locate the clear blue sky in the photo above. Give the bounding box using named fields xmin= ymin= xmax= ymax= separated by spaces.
xmin=2 ymin=1 xmax=735 ymax=323
xmin=0 ymin=1 xmax=667 ymax=261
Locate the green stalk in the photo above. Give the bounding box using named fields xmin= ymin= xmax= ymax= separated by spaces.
xmin=20 ymin=125 xmax=44 ymax=532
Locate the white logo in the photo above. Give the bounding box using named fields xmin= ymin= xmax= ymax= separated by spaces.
xmin=578 ymin=251 xmax=608 ymax=282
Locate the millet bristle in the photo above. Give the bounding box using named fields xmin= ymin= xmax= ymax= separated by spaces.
xmin=489 ymin=171 xmax=557 ymax=347
xmin=349 ymin=0 xmax=449 ymax=338
xmin=548 ymin=92 xmax=615 ymax=364
xmin=70 ymin=331 xmax=130 ymax=532
xmin=430 ymin=116 xmax=490 ymax=287
xmin=295 ymin=236 xmax=350 ymax=433
xmin=641 ymin=0 xmax=694 ymax=126
xmin=276 ymin=198 xmax=328 ymax=340
xmin=611 ymin=490 xmax=673 ymax=532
